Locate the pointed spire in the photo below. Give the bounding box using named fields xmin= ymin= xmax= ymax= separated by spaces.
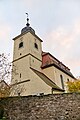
xmin=26 ymin=13 xmax=30 ymax=27
xmin=21 ymin=13 xmax=35 ymax=34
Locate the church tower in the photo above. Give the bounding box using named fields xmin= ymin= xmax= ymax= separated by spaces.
xmin=11 ymin=14 xmax=50 ymax=96
xmin=11 ymin=14 xmax=65 ymax=96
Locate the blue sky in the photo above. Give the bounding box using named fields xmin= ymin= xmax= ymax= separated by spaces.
xmin=0 ymin=0 xmax=80 ymax=77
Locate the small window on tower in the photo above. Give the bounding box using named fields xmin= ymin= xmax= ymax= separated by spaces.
xmin=20 ymin=73 xmax=21 ymax=78
xmin=67 ymin=79 xmax=69 ymax=82
xmin=34 ymin=43 xmax=38 ymax=49
xmin=19 ymin=42 xmax=23 ymax=48
xmin=20 ymin=53 xmax=22 ymax=55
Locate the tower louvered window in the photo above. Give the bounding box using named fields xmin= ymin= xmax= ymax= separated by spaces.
xmin=19 ymin=42 xmax=23 ymax=48
xmin=34 ymin=43 xmax=38 ymax=49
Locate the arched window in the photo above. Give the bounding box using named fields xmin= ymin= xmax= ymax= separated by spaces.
xmin=60 ymin=75 xmax=64 ymax=89
xmin=19 ymin=42 xmax=23 ymax=48
xmin=34 ymin=43 xmax=38 ymax=49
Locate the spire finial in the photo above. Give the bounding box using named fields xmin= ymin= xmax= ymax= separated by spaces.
xmin=26 ymin=13 xmax=30 ymax=27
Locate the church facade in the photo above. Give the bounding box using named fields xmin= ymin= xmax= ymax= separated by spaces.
xmin=10 ymin=16 xmax=75 ymax=96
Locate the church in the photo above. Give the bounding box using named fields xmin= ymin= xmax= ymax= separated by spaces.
xmin=10 ymin=15 xmax=75 ymax=96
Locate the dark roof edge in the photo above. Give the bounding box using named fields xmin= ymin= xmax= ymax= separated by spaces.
xmin=52 ymin=87 xmax=65 ymax=92
xmin=13 ymin=31 xmax=43 ymax=42
xmin=0 ymin=80 xmax=10 ymax=88
xmin=41 ymin=64 xmax=75 ymax=79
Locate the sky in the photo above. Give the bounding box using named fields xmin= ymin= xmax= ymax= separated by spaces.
xmin=0 ymin=0 xmax=80 ymax=77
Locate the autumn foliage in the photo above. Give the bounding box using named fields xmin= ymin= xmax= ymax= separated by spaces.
xmin=0 ymin=81 xmax=10 ymax=98
xmin=0 ymin=87 xmax=10 ymax=98
xmin=0 ymin=53 xmax=11 ymax=98
xmin=67 ymin=80 xmax=80 ymax=92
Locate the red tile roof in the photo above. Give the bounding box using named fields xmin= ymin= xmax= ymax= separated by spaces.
xmin=41 ymin=52 xmax=75 ymax=78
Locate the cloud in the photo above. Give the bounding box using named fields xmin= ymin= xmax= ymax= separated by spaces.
xmin=22 ymin=0 xmax=39 ymax=8
xmin=0 ymin=24 xmax=11 ymax=41
xmin=0 ymin=22 xmax=12 ymax=56
xmin=43 ymin=19 xmax=80 ymax=76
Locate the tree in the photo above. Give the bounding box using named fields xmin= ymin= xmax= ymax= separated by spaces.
xmin=0 ymin=53 xmax=24 ymax=96
xmin=67 ymin=80 xmax=80 ymax=92
xmin=0 ymin=53 xmax=11 ymax=97
xmin=0 ymin=53 xmax=11 ymax=83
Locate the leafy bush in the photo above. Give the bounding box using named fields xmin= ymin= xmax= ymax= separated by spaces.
xmin=67 ymin=80 xmax=80 ymax=92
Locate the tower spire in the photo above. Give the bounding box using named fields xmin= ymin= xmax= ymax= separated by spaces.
xmin=21 ymin=13 xmax=35 ymax=34
xmin=26 ymin=13 xmax=30 ymax=27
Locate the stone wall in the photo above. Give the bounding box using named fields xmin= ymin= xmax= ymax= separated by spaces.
xmin=0 ymin=93 xmax=80 ymax=120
